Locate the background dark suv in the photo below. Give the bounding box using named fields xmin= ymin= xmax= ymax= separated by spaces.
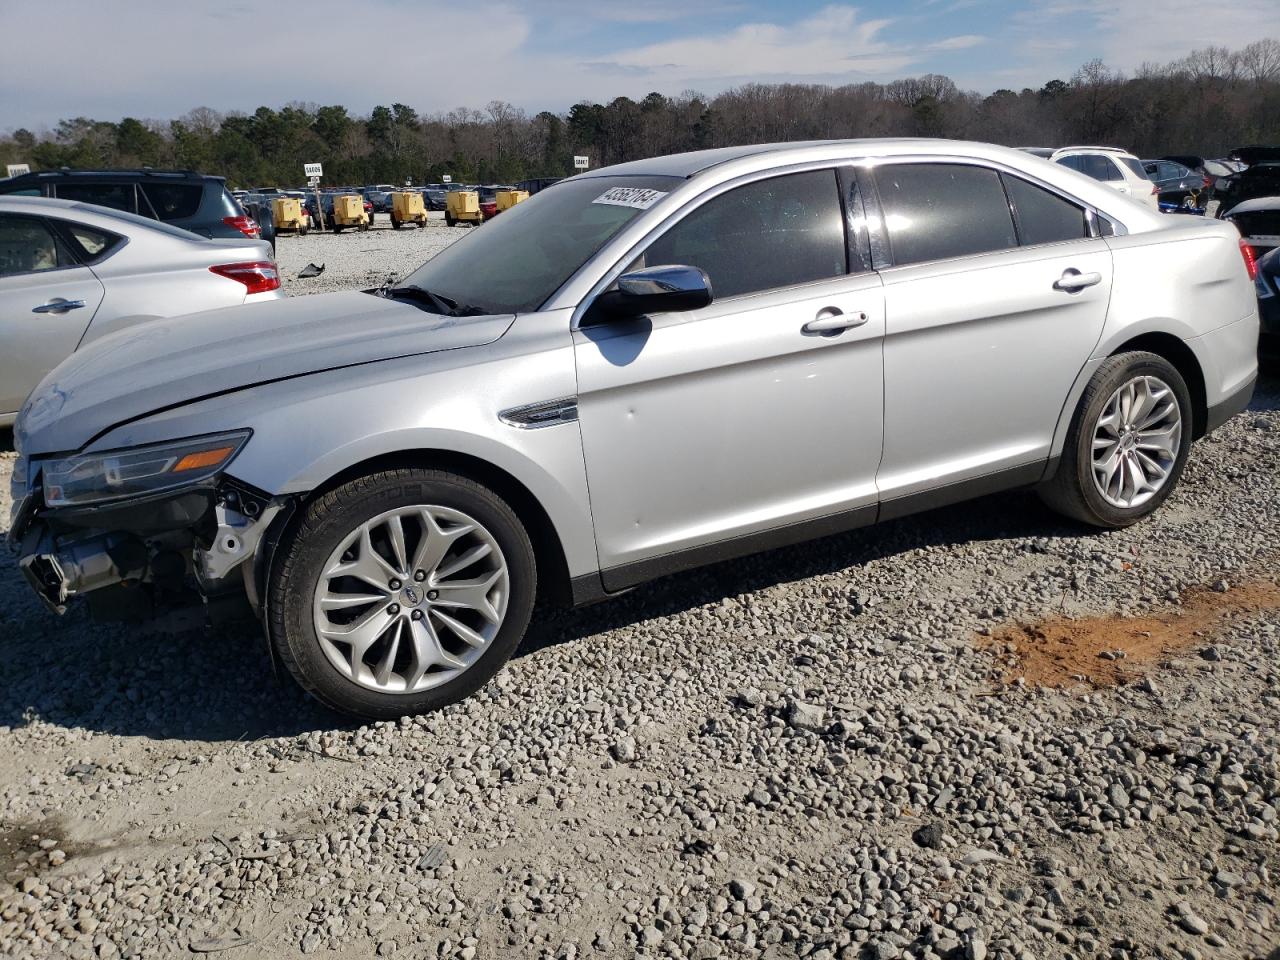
xmin=0 ymin=169 xmax=261 ymax=242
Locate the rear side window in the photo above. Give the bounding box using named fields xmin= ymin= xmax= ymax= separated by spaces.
xmin=50 ymin=219 xmax=124 ymax=260
xmin=1071 ymin=155 xmax=1122 ymax=182
xmin=53 ymin=182 xmax=138 ymax=213
xmin=1119 ymin=157 xmax=1148 ymax=179
xmin=141 ymin=183 xmax=202 ymax=221
xmin=643 ymin=169 xmax=846 ymax=299
xmin=1003 ymin=175 xmax=1089 ymax=246
xmin=874 ymin=163 xmax=1017 ymax=266
xmin=0 ymin=215 xmax=75 ymax=277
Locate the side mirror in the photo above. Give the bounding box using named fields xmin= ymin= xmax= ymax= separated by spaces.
xmin=590 ymin=264 xmax=713 ymax=321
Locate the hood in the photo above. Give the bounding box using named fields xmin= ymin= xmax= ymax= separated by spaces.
xmin=18 ymin=291 xmax=514 ymax=456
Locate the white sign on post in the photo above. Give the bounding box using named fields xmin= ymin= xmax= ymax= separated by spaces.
xmin=303 ymin=162 xmax=323 ymax=179
xmin=573 ymin=156 xmax=590 ymax=170
xmin=442 ymin=174 xmax=452 ymax=183
xmin=6 ymin=163 xmax=31 ymax=178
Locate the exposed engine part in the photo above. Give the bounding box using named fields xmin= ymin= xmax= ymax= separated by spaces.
xmin=193 ymin=499 xmax=285 ymax=585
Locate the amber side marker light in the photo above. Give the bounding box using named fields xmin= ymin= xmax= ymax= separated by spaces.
xmin=173 ymin=446 xmax=236 ymax=472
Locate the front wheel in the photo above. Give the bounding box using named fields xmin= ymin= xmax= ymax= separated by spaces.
xmin=1039 ymin=351 xmax=1192 ymax=528
xmin=267 ymin=468 xmax=537 ymax=719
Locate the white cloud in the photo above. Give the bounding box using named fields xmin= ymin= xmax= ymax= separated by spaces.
xmin=603 ymin=5 xmax=914 ymax=81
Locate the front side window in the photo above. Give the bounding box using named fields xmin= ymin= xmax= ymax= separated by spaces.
xmin=0 ymin=215 xmax=73 ymax=277
xmin=642 ymin=170 xmax=846 ymax=299
xmin=874 ymin=163 xmax=1017 ymax=266
xmin=53 ymin=182 xmax=138 ymax=214
xmin=1002 ymin=175 xmax=1089 ymax=246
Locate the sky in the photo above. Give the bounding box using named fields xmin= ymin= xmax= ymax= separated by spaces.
xmin=1 ymin=0 xmax=1273 ymax=130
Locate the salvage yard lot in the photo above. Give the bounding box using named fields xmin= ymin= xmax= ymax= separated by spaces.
xmin=0 ymin=234 xmax=1277 ymax=959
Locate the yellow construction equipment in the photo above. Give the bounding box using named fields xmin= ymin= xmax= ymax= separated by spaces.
xmin=495 ymin=189 xmax=529 ymax=213
xmin=445 ymin=190 xmax=482 ymax=227
xmin=390 ymin=191 xmax=427 ymax=229
xmin=330 ymin=194 xmax=369 ymax=232
xmin=271 ymin=197 xmax=308 ymax=235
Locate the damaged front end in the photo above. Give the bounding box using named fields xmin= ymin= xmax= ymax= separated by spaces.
xmin=10 ymin=432 xmax=289 ymax=625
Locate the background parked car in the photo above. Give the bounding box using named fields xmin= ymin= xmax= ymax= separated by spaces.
xmin=1050 ymin=147 xmax=1159 ymax=210
xmin=1220 ymin=197 xmax=1280 ymax=260
xmin=1141 ymin=159 xmax=1204 ymax=209
xmin=1254 ymin=245 xmax=1280 ymax=346
xmin=514 ymin=177 xmax=563 ymax=195
xmin=0 ymin=196 xmax=280 ymax=425
xmin=238 ymin=194 xmax=277 ymax=251
xmin=1215 ymin=163 xmax=1280 ymax=217
xmin=422 ymin=186 xmax=449 ymax=210
xmin=0 ymin=169 xmax=261 ymax=241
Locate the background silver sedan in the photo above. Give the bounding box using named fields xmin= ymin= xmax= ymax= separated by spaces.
xmin=0 ymin=196 xmax=280 ymax=425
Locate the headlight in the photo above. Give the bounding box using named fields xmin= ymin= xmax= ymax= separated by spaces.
xmin=42 ymin=431 xmax=251 ymax=508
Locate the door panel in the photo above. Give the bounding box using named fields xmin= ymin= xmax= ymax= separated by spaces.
xmin=877 ymin=239 xmax=1112 ymax=499
xmin=575 ymin=272 xmax=885 ymax=575
xmin=0 ymin=268 xmax=104 ymax=414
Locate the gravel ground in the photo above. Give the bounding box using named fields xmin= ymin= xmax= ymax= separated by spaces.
xmin=276 ymin=212 xmax=465 ymax=298
xmin=0 ymin=254 xmax=1278 ymax=959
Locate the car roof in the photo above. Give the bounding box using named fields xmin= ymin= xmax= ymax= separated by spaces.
xmin=1049 ymin=146 xmax=1136 ymax=159
xmin=0 ymin=194 xmax=209 ymax=240
xmin=3 ymin=168 xmax=221 ymax=183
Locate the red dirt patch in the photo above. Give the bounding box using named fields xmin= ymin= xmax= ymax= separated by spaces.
xmin=977 ymin=580 xmax=1280 ymax=689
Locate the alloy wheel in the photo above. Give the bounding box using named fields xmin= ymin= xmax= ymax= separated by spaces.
xmin=312 ymin=505 xmax=509 ymax=693
xmin=1090 ymin=374 xmax=1182 ymax=509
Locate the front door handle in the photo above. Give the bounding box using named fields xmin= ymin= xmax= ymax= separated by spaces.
xmin=1053 ymin=270 xmax=1102 ymax=293
xmin=32 ymin=298 xmax=87 ymax=314
xmin=803 ymin=309 xmax=868 ymax=334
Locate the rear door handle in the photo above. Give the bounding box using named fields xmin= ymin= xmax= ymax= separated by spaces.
xmin=1053 ymin=270 xmax=1102 ymax=293
xmin=32 ymin=298 xmax=86 ymax=314
xmin=803 ymin=309 xmax=868 ymax=334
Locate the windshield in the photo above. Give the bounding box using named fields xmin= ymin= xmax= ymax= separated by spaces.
xmin=396 ymin=174 xmax=680 ymax=314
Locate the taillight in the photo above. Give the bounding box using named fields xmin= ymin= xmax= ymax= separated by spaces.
xmin=222 ymin=215 xmax=260 ymax=238
xmin=1150 ymin=182 xmax=1159 ymax=194
xmin=1202 ymin=174 xmax=1212 ymax=189
xmin=1239 ymin=238 xmax=1258 ymax=281
xmin=210 ymin=260 xmax=280 ymax=294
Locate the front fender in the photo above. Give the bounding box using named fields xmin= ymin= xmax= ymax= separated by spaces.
xmin=87 ymin=321 xmax=600 ymax=579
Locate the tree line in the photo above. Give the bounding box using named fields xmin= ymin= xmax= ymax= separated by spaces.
xmin=2 ymin=39 xmax=1278 ymax=188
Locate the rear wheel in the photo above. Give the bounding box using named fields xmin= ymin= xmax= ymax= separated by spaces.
xmin=445 ymin=213 xmax=455 ymax=227
xmin=267 ymin=468 xmax=537 ymax=719
xmin=1039 ymin=351 xmax=1191 ymax=528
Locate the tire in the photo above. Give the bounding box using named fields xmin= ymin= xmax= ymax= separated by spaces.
xmin=267 ymin=468 xmax=537 ymax=720
xmin=298 ymin=224 xmax=308 ymax=236
xmin=391 ymin=215 xmax=401 ymax=230
xmin=1039 ymin=351 xmax=1192 ymax=528
xmin=445 ymin=213 xmax=455 ymax=227
xmin=416 ymin=219 xmax=426 ymax=229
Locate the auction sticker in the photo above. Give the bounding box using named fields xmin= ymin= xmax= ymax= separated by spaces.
xmin=593 ymin=187 xmax=667 ymax=209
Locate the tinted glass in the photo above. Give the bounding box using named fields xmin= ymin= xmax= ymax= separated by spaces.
xmin=0 ymin=216 xmax=72 ymax=277
xmin=1119 ymin=157 xmax=1147 ymax=179
xmin=142 ymin=183 xmax=203 ymax=221
xmin=1003 ymin=175 xmax=1088 ymax=246
xmin=54 ymin=182 xmax=137 ymax=213
xmin=875 ymin=163 xmax=1017 ymax=266
xmin=1055 ymin=156 xmax=1083 ymax=173
xmin=1077 ymin=155 xmax=1122 ymax=182
xmin=398 ymin=175 xmax=679 ymax=314
xmin=643 ymin=170 xmax=846 ymax=299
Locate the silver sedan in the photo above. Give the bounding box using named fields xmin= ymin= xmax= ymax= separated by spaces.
xmin=10 ymin=140 xmax=1260 ymax=719
xmin=0 ymin=196 xmax=281 ymax=425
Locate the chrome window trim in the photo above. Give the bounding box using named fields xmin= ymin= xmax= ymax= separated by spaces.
xmin=567 ymin=158 xmax=859 ymax=329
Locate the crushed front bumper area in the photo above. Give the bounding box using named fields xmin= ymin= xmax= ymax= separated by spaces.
xmin=11 ymin=480 xmax=288 ymax=623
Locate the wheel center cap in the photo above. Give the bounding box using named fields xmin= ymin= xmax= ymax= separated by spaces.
xmin=400 ymin=585 xmax=423 ymax=607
